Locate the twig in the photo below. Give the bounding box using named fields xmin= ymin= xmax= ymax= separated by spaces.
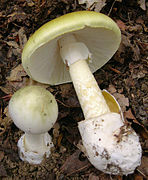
xmin=56 ymin=99 xmax=71 ymax=108
xmin=108 ymin=0 xmax=116 ymax=16
xmin=108 ymin=66 xmax=121 ymax=74
xmin=137 ymin=168 xmax=147 ymax=178
xmin=0 ymin=94 xmax=12 ymax=101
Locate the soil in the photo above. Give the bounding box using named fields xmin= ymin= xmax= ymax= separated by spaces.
xmin=0 ymin=0 xmax=148 ymax=180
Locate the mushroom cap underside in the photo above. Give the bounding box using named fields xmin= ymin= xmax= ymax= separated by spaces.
xmin=22 ymin=11 xmax=121 ymax=85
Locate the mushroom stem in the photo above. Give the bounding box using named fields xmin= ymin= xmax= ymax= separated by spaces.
xmin=69 ymin=59 xmax=110 ymax=119
xmin=59 ymin=34 xmax=110 ymax=119
xmin=24 ymin=133 xmax=51 ymax=154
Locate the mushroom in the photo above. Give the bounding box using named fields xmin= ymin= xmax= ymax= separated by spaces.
xmin=8 ymin=85 xmax=58 ymax=164
xmin=21 ymin=11 xmax=142 ymax=174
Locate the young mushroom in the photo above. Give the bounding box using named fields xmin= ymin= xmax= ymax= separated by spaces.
xmin=21 ymin=11 xmax=142 ymax=174
xmin=8 ymin=86 xmax=58 ymax=164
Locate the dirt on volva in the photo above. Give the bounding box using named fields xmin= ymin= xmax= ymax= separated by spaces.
xmin=0 ymin=0 xmax=148 ymax=179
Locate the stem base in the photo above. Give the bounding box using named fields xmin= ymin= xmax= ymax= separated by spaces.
xmin=17 ymin=133 xmax=53 ymax=164
xmin=78 ymin=113 xmax=142 ymax=175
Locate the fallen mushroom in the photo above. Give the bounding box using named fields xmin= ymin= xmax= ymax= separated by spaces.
xmin=21 ymin=11 xmax=142 ymax=174
xmin=8 ymin=85 xmax=58 ymax=164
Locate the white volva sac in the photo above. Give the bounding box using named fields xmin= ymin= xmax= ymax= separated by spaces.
xmin=78 ymin=113 xmax=142 ymax=175
xmin=8 ymin=86 xmax=58 ymax=164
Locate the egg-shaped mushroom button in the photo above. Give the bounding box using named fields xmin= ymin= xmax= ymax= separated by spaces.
xmin=8 ymin=85 xmax=58 ymax=164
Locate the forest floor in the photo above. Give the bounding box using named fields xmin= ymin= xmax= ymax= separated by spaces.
xmin=0 ymin=0 xmax=148 ymax=179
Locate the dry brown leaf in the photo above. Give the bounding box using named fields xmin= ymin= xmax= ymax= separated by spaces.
xmin=60 ymin=84 xmax=80 ymax=107
xmin=124 ymin=109 xmax=148 ymax=140
xmin=124 ymin=77 xmax=135 ymax=88
xmin=6 ymin=41 xmax=19 ymax=49
xmin=138 ymin=0 xmax=146 ymax=10
xmin=136 ymin=17 xmax=144 ymax=24
xmin=5 ymin=65 xmax=50 ymax=91
xmin=114 ymin=34 xmax=130 ymax=64
xmin=0 ymin=116 xmax=12 ymax=136
xmin=2 ymin=71 xmax=49 ymax=97
xmin=0 ymin=151 xmax=4 ymax=162
xmin=60 ymin=84 xmax=73 ymax=98
xmin=128 ymin=24 xmax=143 ymax=32
xmin=6 ymin=41 xmax=21 ymax=57
xmin=7 ymin=11 xmax=27 ymax=24
xmin=3 ymin=106 xmax=9 ymax=118
xmin=131 ymin=43 xmax=141 ymax=62
xmin=26 ymin=0 xmax=35 ymax=7
xmin=114 ymin=34 xmax=141 ymax=63
xmin=138 ymin=156 xmax=148 ymax=177
xmin=53 ymin=122 xmax=60 ymax=138
xmin=132 ymin=71 xmax=145 ymax=80
xmin=57 ymin=110 xmax=69 ymax=121
xmin=134 ymin=174 xmax=143 ymax=180
xmin=18 ymin=27 xmax=27 ymax=50
xmin=88 ymin=173 xmax=100 ymax=180
xmin=132 ymin=120 xmax=148 ymax=140
xmin=114 ymin=93 xmax=129 ymax=112
xmin=124 ymin=108 xmax=136 ymax=120
xmin=60 ymin=149 xmax=91 ymax=176
xmin=88 ymin=173 xmax=119 ymax=180
xmin=78 ymin=0 xmax=98 ymax=7
xmin=78 ymin=0 xmax=106 ymax=12
xmin=107 ymin=84 xmax=117 ymax=94
xmin=107 ymin=91 xmax=129 ymax=113
xmin=0 ymin=78 xmax=25 ymax=94
xmin=0 ymin=86 xmax=12 ymax=95
xmin=0 ymin=164 xmax=7 ymax=177
xmin=6 ymin=64 xmax=26 ymax=82
xmin=94 ymin=0 xmax=106 ymax=12
xmin=57 ymin=133 xmax=63 ymax=147
xmin=116 ymin=19 xmax=127 ymax=31
xmin=65 ymin=96 xmax=80 ymax=108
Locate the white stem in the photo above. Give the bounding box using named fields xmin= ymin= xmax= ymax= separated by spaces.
xmin=24 ymin=133 xmax=50 ymax=154
xmin=69 ymin=60 xmax=110 ymax=119
xmin=59 ymin=34 xmax=110 ymax=119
